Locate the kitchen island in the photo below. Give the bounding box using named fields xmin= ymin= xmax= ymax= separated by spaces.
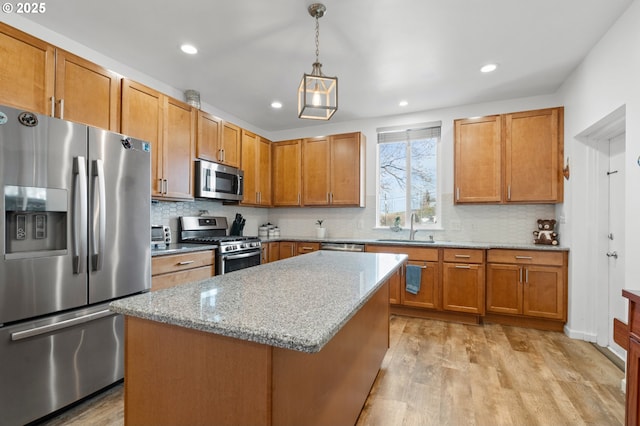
xmin=110 ymin=250 xmax=406 ymax=426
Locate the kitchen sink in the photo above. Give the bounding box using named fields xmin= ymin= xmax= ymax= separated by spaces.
xmin=376 ymin=239 xmax=436 ymax=243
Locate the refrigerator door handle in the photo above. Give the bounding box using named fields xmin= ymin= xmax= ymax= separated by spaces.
xmin=10 ymin=309 xmax=117 ymax=341
xmin=92 ymin=159 xmax=106 ymax=271
xmin=73 ymin=156 xmax=88 ymax=274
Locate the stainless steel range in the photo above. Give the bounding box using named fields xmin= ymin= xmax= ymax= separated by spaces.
xmin=178 ymin=216 xmax=262 ymax=275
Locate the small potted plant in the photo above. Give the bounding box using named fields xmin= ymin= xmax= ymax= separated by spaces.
xmin=316 ymin=219 xmax=326 ymax=239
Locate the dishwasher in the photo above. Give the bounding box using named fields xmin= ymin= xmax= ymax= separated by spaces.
xmin=320 ymin=242 xmax=365 ymax=252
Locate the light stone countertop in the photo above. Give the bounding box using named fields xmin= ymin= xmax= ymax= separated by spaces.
xmin=110 ymin=251 xmax=407 ymax=353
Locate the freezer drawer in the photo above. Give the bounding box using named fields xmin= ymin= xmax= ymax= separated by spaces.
xmin=0 ymin=303 xmax=124 ymax=425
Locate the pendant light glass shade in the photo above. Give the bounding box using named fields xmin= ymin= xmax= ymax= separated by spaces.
xmin=298 ymin=3 xmax=337 ymax=120
xmin=298 ymin=62 xmax=338 ymax=120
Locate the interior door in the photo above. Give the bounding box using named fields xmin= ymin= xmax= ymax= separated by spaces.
xmin=607 ymin=133 xmax=626 ymax=356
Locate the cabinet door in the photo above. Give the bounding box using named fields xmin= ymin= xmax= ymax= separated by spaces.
xmin=454 ymin=115 xmax=502 ymax=203
xmin=523 ymin=265 xmax=565 ymax=320
xmin=401 ymin=261 xmax=439 ymax=309
xmin=163 ymin=97 xmax=195 ymax=200
xmin=297 ymin=242 xmax=320 ymax=255
xmin=389 ymin=267 xmax=402 ymax=305
xmin=279 ymin=242 xmax=296 ymax=259
xmin=0 ymin=23 xmax=55 ymax=115
xmin=241 ymin=130 xmax=258 ymax=205
xmin=486 ymin=263 xmax=522 ymax=315
xmin=329 ymin=133 xmax=361 ymax=206
xmin=302 ymin=137 xmax=330 ymax=206
xmin=626 ymin=337 xmax=640 ymax=426
xmin=258 ymin=137 xmax=272 ymax=206
xmin=272 ymin=140 xmax=302 ymax=206
xmin=196 ymin=110 xmax=222 ymax=162
xmin=221 ymin=121 xmax=241 ymax=168
xmin=55 ymin=50 xmax=120 ymax=131
xmin=268 ymin=242 xmax=280 ymax=263
xmin=121 ymin=79 xmax=164 ymax=197
xmin=442 ymin=263 xmax=485 ymax=314
xmin=504 ymin=108 xmax=562 ymax=203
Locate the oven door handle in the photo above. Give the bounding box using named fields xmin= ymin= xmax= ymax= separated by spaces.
xmin=222 ymin=250 xmax=261 ymax=261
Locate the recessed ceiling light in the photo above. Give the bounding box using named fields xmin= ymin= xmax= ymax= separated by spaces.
xmin=480 ymin=63 xmax=497 ymax=73
xmin=180 ymin=44 xmax=198 ymax=55
xmin=399 ymin=100 xmax=409 ymax=107
xmin=271 ymin=101 xmax=283 ymax=109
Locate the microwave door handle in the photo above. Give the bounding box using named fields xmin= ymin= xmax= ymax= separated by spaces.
xmin=73 ymin=157 xmax=88 ymax=274
xmin=91 ymin=159 xmax=106 ymax=271
xmin=205 ymin=168 xmax=211 ymax=191
xmin=237 ymin=175 xmax=243 ymax=195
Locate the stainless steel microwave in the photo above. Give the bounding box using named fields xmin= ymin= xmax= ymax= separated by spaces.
xmin=194 ymin=160 xmax=244 ymax=201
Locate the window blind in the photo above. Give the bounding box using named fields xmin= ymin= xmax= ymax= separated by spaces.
xmin=377 ymin=121 xmax=441 ymax=143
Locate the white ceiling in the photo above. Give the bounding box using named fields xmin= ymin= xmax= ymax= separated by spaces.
xmin=22 ymin=0 xmax=633 ymax=132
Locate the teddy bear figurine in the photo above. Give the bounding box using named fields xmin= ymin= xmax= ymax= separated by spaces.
xmin=533 ymin=219 xmax=559 ymax=245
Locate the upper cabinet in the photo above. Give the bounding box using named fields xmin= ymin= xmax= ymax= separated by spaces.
xmin=454 ymin=107 xmax=564 ymax=204
xmin=121 ymin=79 xmax=195 ymax=200
xmin=272 ymin=139 xmax=302 ymax=207
xmin=301 ymin=132 xmax=365 ymax=207
xmin=241 ymin=130 xmax=271 ymax=207
xmin=196 ymin=111 xmax=241 ymax=168
xmin=0 ymin=23 xmax=120 ymax=131
xmin=0 ymin=23 xmax=54 ymax=115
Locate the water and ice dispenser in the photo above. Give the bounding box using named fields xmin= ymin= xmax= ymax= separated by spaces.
xmin=4 ymin=185 xmax=67 ymax=258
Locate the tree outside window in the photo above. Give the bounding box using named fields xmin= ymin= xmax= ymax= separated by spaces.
xmin=377 ymin=125 xmax=440 ymax=229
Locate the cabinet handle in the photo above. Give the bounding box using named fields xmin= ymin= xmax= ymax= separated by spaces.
xmin=525 ymin=268 xmax=529 ymax=283
xmin=60 ymin=98 xmax=64 ymax=119
xmin=221 ymin=149 xmax=225 ymax=162
xmin=301 ymin=246 xmax=313 ymax=250
xmin=298 ymin=193 xmax=301 ymax=206
xmin=515 ymin=256 xmax=533 ymax=260
xmin=507 ymin=185 xmax=511 ymax=201
xmin=177 ymin=260 xmax=195 ymax=265
xmin=164 ymin=179 xmax=168 ymax=194
xmin=455 ymin=265 xmax=471 ymax=269
xmin=456 ymin=187 xmax=460 ymax=201
xmin=519 ymin=267 xmax=523 ymax=283
xmin=50 ymin=96 xmax=55 ymax=117
xmin=326 ymin=193 xmax=330 ymax=203
xmin=454 ymin=254 xmax=471 ymax=258
xmin=218 ymin=149 xmax=223 ymax=162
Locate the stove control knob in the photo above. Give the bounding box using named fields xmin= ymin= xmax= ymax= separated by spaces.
xmin=240 ymin=243 xmax=247 ymax=249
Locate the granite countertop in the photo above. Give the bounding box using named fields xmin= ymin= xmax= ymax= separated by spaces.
xmin=151 ymin=243 xmax=218 ymax=256
xmin=111 ymin=251 xmax=407 ymax=353
xmin=261 ymin=237 xmax=569 ymax=251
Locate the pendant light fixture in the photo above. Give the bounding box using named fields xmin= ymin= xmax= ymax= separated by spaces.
xmin=298 ymin=3 xmax=338 ymax=120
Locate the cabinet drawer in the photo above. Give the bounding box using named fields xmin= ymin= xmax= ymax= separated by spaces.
xmin=152 ymin=250 xmax=215 ymax=276
xmin=487 ymin=249 xmax=564 ymax=266
xmin=443 ymin=248 xmax=484 ymax=264
xmin=152 ymin=265 xmax=214 ymax=291
xmin=365 ymin=244 xmax=438 ymax=262
xmin=297 ymin=242 xmax=320 ymax=254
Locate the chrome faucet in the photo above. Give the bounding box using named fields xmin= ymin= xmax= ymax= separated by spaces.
xmin=409 ymin=213 xmax=418 ymax=240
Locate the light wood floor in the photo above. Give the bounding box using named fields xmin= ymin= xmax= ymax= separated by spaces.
xmin=39 ymin=316 xmax=625 ymax=426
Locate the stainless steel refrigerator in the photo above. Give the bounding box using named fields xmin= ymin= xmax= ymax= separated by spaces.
xmin=0 ymin=105 xmax=151 ymax=425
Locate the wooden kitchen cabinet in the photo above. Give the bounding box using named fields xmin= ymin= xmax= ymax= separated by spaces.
xmin=301 ymin=132 xmax=365 ymax=207
xmin=279 ymin=241 xmax=297 ymax=260
xmin=262 ymin=242 xmax=280 ymax=263
xmin=151 ymin=250 xmax=215 ymax=291
xmin=272 ymin=140 xmax=302 ymax=206
xmin=196 ymin=111 xmax=241 ymax=168
xmin=365 ymin=244 xmax=437 ymax=308
xmin=486 ymin=249 xmax=567 ymax=330
xmin=504 ymin=108 xmax=563 ymax=203
xmin=121 ymin=79 xmax=195 ymax=200
xmin=622 ymin=290 xmax=640 ymax=425
xmin=0 ymin=23 xmax=54 ymax=115
xmin=454 ymin=107 xmax=564 ymax=204
xmin=297 ymin=242 xmax=320 ymax=255
xmin=0 ymin=23 xmax=119 ymax=131
xmin=241 ymin=131 xmax=271 ymax=206
xmin=454 ymin=115 xmax=502 ymax=203
xmin=442 ymin=249 xmax=485 ymax=315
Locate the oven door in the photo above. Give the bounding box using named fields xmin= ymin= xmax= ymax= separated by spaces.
xmin=218 ymin=250 xmax=261 ymax=275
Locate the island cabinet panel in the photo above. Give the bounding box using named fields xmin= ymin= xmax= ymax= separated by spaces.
xmin=622 ymin=290 xmax=640 ymax=425
xmin=122 ymin=279 xmax=391 ymax=426
xmin=0 ymin=23 xmax=55 ymax=115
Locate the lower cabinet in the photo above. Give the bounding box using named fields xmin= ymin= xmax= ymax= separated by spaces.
xmin=442 ymin=249 xmax=485 ymax=315
xmin=297 ymin=242 xmax=320 ymax=255
xmin=279 ymin=242 xmax=297 ymax=260
xmin=151 ymin=250 xmax=215 ymax=291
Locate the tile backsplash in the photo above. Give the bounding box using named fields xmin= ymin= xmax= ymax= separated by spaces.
xmin=153 ymin=194 xmax=557 ymax=245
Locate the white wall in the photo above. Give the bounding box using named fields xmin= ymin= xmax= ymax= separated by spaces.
xmin=557 ymin=0 xmax=640 ymax=339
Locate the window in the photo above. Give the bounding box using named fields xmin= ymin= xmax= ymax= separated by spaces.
xmin=376 ymin=123 xmax=441 ymax=229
